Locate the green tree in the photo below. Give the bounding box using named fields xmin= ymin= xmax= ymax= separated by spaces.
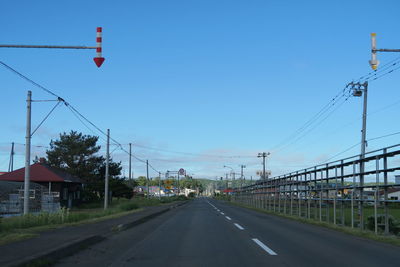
xmin=136 ymin=176 xmax=147 ymax=186
xmin=46 ymin=131 xmax=102 ymax=180
xmin=46 ymin=131 xmax=123 ymax=201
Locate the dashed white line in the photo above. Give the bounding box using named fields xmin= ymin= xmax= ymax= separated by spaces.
xmin=234 ymin=223 xmax=244 ymax=230
xmin=225 ymin=216 xmax=232 ymax=220
xmin=252 ymin=238 xmax=277 ymax=255
xmin=220 ymin=212 xmax=225 ymax=215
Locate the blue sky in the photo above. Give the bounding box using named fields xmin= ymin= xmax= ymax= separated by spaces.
xmin=1 ymin=0 xmax=400 ymax=180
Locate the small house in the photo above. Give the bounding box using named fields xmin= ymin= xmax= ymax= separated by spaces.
xmin=0 ymin=163 xmax=83 ymax=208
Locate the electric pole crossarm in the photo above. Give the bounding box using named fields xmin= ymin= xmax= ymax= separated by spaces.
xmin=0 ymin=45 xmax=97 ymax=49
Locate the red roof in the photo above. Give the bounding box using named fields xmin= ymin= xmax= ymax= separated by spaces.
xmin=0 ymin=163 xmax=83 ymax=183
xmin=222 ymin=188 xmax=234 ymax=193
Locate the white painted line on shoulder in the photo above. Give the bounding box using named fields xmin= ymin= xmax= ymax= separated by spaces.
xmin=252 ymin=238 xmax=277 ymax=255
xmin=225 ymin=216 xmax=232 ymax=220
xmin=234 ymin=223 xmax=244 ymax=230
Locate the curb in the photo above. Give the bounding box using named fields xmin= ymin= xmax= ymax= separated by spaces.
xmin=14 ymin=200 xmax=189 ymax=267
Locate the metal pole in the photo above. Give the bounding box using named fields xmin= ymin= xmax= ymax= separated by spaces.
xmin=23 ymin=91 xmax=32 ymax=215
xmin=351 ymin=162 xmax=356 ymax=228
xmin=8 ymin=142 xmax=14 ymax=172
xmin=129 ymin=143 xmax=132 ymax=180
xmin=104 ymin=129 xmax=110 ymax=209
xmin=146 ymin=160 xmax=149 ymax=198
xmin=374 ymin=157 xmax=379 ymax=234
xmin=263 ymin=154 xmax=266 ymax=180
xmin=158 ymin=171 xmax=162 ymax=200
xmin=383 ymin=148 xmax=389 ymax=235
xmin=178 ymin=173 xmax=180 ymax=195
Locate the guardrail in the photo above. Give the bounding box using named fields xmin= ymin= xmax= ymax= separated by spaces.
xmin=232 ymin=144 xmax=400 ymax=235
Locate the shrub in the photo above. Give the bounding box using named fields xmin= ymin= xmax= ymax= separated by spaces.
xmin=366 ymin=215 xmax=400 ymax=234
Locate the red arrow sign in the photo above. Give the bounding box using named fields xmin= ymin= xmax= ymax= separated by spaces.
xmin=93 ymin=57 xmax=105 ymax=67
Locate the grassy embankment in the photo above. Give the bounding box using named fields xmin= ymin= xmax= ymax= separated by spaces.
xmin=0 ymin=195 xmax=187 ymax=245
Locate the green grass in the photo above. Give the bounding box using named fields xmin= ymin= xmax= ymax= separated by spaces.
xmin=0 ymin=196 xmax=188 ymax=245
xmin=226 ymin=200 xmax=400 ymax=247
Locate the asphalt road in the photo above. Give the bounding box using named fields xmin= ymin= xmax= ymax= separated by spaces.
xmin=56 ymin=197 xmax=400 ymax=267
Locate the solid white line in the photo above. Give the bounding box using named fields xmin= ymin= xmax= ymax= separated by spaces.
xmin=234 ymin=223 xmax=244 ymax=230
xmin=252 ymin=238 xmax=277 ymax=255
xmin=225 ymin=216 xmax=232 ymax=220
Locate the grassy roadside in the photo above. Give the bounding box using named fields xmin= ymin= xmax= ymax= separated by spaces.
xmin=222 ymin=199 xmax=400 ymax=247
xmin=0 ymin=196 xmax=188 ymax=245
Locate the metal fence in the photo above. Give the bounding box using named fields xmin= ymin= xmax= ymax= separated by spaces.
xmin=232 ymin=144 xmax=400 ymax=235
xmin=0 ymin=181 xmax=60 ymax=216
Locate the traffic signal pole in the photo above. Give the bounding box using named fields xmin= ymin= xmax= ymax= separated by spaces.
xmin=0 ymin=27 xmax=105 ymax=67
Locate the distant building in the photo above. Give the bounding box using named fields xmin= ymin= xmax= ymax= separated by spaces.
xmin=395 ymin=175 xmax=400 ymax=185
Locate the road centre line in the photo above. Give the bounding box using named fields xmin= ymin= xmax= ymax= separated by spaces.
xmin=225 ymin=216 xmax=232 ymax=220
xmin=252 ymin=238 xmax=277 ymax=256
xmin=234 ymin=223 xmax=244 ymax=230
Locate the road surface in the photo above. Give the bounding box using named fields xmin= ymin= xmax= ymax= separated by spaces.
xmin=56 ymin=197 xmax=400 ymax=267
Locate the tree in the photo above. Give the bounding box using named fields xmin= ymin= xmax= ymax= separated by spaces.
xmin=46 ymin=131 xmax=102 ymax=180
xmin=46 ymin=131 xmax=123 ymax=202
xmin=136 ymin=176 xmax=147 ymax=186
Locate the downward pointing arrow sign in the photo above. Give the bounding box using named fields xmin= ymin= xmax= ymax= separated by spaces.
xmin=94 ymin=57 xmax=105 ymax=67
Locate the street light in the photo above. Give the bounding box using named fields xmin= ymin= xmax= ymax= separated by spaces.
xmin=223 ymin=165 xmax=235 ymax=180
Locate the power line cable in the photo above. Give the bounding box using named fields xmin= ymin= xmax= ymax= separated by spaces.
xmin=0 ymin=60 xmax=161 ymax=173
xmin=31 ymin=101 xmax=61 ymax=136
xmin=321 ymin=142 xmax=361 ymax=164
xmin=0 ymin=60 xmax=61 ymax=99
xmin=131 ymin=143 xmax=255 ymax=159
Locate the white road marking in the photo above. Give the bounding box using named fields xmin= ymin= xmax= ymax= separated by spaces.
xmin=225 ymin=216 xmax=232 ymax=220
xmin=220 ymin=212 xmax=225 ymax=215
xmin=252 ymin=238 xmax=277 ymax=255
xmin=234 ymin=223 xmax=244 ymax=230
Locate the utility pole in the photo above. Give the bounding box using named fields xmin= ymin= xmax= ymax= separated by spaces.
xmin=129 ymin=143 xmax=132 ymax=180
xmin=158 ymin=171 xmax=162 ymax=200
xmin=177 ymin=173 xmax=180 ymax=195
xmin=23 ymin=91 xmax=32 ymax=215
xmin=104 ymin=129 xmax=110 ymax=209
xmin=258 ymin=152 xmax=270 ymax=180
xmin=146 ymin=160 xmax=149 ymax=198
xmin=240 ymin=165 xmax=246 ymax=189
xmin=8 ymin=142 xmax=14 ymax=172
xmin=349 ymin=81 xmax=368 ymax=229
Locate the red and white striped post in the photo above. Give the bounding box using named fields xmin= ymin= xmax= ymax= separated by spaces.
xmin=93 ymin=27 xmax=105 ymax=67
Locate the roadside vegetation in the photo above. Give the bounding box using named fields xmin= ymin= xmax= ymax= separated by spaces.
xmin=0 ymin=195 xmax=188 ymax=245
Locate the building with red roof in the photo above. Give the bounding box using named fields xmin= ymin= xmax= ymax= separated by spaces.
xmin=0 ymin=163 xmax=83 ymax=208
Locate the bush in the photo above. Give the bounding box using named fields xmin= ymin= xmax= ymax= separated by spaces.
xmin=366 ymin=214 xmax=400 ymax=234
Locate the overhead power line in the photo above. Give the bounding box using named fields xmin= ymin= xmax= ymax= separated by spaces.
xmin=0 ymin=60 xmax=161 ymax=174
xmin=130 ymin=144 xmax=255 ymax=159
